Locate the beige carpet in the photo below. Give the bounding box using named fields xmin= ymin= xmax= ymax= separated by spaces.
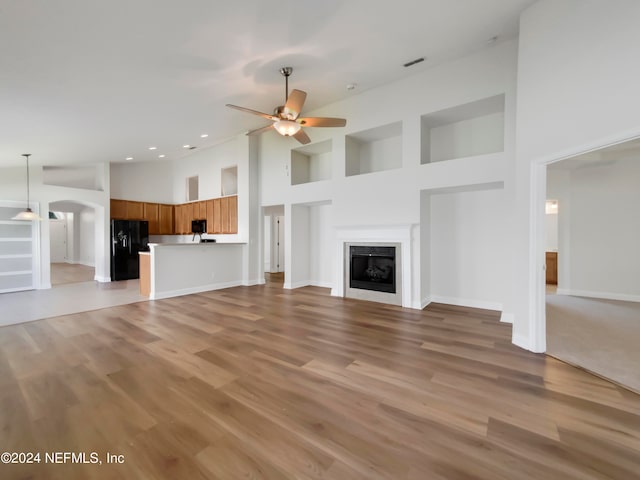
xmin=547 ymin=293 xmax=640 ymax=393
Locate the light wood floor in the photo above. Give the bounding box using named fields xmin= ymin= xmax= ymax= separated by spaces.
xmin=50 ymin=263 xmax=95 ymax=286
xmin=1 ymin=285 xmax=639 ymax=479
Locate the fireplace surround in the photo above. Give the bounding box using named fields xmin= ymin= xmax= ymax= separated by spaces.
xmin=333 ymin=224 xmax=416 ymax=307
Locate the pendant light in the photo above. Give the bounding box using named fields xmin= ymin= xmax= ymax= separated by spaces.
xmin=12 ymin=153 xmax=42 ymax=221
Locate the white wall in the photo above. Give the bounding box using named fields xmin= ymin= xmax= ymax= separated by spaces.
xmin=551 ymin=157 xmax=640 ymax=301
xmin=259 ymin=38 xmax=517 ymax=311
xmin=309 ymin=203 xmax=333 ymax=288
xmin=110 ymin=161 xmax=174 ymax=203
xmin=429 ymin=188 xmax=507 ymax=311
xmin=78 ymin=207 xmax=96 ymax=267
xmin=111 ymin=134 xmax=253 ymax=246
xmin=0 ymin=164 xmax=110 ymax=286
xmin=286 ymin=204 xmax=310 ymax=289
xmin=545 ymin=212 xmax=558 ymax=252
xmin=514 ymin=0 xmax=640 ymax=350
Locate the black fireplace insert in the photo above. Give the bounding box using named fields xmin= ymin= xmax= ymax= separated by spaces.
xmin=349 ymin=245 xmax=396 ymax=294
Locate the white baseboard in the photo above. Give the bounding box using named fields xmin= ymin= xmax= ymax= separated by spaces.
xmin=283 ymin=280 xmax=312 ymax=290
xmin=512 ymin=332 xmax=530 ymax=351
xmin=95 ymin=276 xmax=111 ymax=283
xmin=243 ymin=278 xmax=265 ymax=286
xmin=309 ymin=280 xmax=333 ymax=289
xmin=421 ymin=296 xmax=432 ymax=309
xmin=38 ymin=282 xmax=52 ymax=290
xmin=556 ymin=288 xmax=640 ymax=303
xmin=429 ymin=295 xmax=503 ymax=312
xmin=500 ymin=312 xmax=514 ymax=324
xmin=151 ymin=280 xmax=243 ymax=300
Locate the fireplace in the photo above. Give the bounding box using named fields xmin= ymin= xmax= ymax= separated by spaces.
xmin=349 ymin=245 xmax=396 ymax=294
xmin=343 ymin=241 xmax=402 ymax=306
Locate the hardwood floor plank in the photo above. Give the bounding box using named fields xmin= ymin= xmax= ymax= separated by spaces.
xmin=0 ymin=284 xmax=639 ymax=479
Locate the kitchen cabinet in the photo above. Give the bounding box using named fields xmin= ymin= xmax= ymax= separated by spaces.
xmin=159 ymin=204 xmax=174 ymax=234
xmin=144 ymin=203 xmax=160 ymax=234
xmin=546 ymin=251 xmax=558 ymax=285
xmin=127 ymin=201 xmax=144 ymax=220
xmin=222 ymin=195 xmax=238 ymax=234
xmin=110 ymin=199 xmax=127 ymax=219
xmin=197 ymin=201 xmax=207 ymax=220
xmin=110 ymin=194 xmax=236 ymax=235
xmin=211 ymin=198 xmax=222 ymax=233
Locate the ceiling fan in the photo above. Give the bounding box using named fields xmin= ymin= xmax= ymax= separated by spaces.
xmin=226 ymin=67 xmax=346 ymax=145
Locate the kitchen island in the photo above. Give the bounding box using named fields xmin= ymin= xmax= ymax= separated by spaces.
xmin=141 ymin=242 xmax=245 ymax=299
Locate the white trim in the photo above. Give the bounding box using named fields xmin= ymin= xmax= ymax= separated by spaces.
xmin=0 ymin=270 xmax=32 ymax=276
xmin=95 ymin=275 xmax=111 ymax=283
xmin=310 ymin=280 xmax=333 ymax=289
xmin=421 ymin=296 xmax=431 ymax=309
xmin=512 ymin=332 xmax=530 ymax=351
xmin=530 ymin=129 xmax=640 ymax=355
xmin=243 ymin=278 xmax=266 ymax=286
xmin=39 ymin=282 xmax=52 ymax=289
xmin=150 ymin=280 xmax=243 ymax=300
xmin=334 ymin=224 xmax=416 ymax=308
xmin=283 ymin=280 xmax=310 ymax=290
xmin=0 ymin=254 xmax=33 ymax=259
xmin=500 ymin=312 xmax=514 ymax=324
xmin=429 ymin=295 xmax=502 ymax=312
xmin=556 ymin=289 xmax=640 ymax=303
xmin=0 ymin=238 xmax=32 ymax=242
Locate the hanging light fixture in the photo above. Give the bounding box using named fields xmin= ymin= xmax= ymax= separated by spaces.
xmin=273 ymin=119 xmax=301 ymax=136
xmin=12 ymin=154 xmax=42 ymax=221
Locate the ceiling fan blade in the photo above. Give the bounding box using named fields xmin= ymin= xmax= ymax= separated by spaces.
xmin=226 ymin=104 xmax=277 ymax=121
xmin=297 ymin=117 xmax=347 ymax=128
xmin=292 ymin=129 xmax=311 ymax=145
xmin=246 ymin=124 xmax=275 ymax=136
xmin=283 ymin=89 xmax=307 ymax=119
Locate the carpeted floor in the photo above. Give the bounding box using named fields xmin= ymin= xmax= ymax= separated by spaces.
xmin=547 ymin=293 xmax=640 ymax=393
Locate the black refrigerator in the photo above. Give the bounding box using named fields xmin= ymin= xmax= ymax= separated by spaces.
xmin=111 ymin=220 xmax=149 ymax=281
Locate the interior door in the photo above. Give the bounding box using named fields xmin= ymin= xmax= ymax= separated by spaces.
xmin=275 ymin=216 xmax=284 ymax=273
xmin=50 ymin=219 xmax=67 ymax=263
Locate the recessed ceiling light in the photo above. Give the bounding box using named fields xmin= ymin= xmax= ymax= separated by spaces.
xmin=183 ymin=144 xmax=191 ymax=148
xmin=125 ymin=157 xmax=133 ymax=161
xmin=148 ymin=146 xmax=157 ymax=150
xmin=158 ymin=154 xmax=165 ymax=158
xmin=200 ymin=134 xmax=208 ymax=138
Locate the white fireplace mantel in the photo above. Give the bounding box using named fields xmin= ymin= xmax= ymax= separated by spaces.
xmin=332 ymin=224 xmax=416 ymax=308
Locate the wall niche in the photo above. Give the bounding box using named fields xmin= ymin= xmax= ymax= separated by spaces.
xmin=291 ymin=140 xmax=333 ymax=186
xmin=421 ymin=94 xmax=505 ymax=164
xmin=345 ymin=122 xmax=403 ymax=177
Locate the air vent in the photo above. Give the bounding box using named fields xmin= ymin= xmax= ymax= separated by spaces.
xmin=403 ymin=57 xmax=425 ymax=68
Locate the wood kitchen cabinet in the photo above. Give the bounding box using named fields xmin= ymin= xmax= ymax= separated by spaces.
xmin=111 ymin=199 xmax=144 ymax=220
xmin=144 ymin=202 xmax=160 ymax=234
xmin=222 ymin=195 xmax=238 ymax=234
xmin=196 ymin=201 xmax=207 ymax=220
xmin=126 ymin=201 xmax=144 ymax=220
xmin=110 ymin=194 xmax=236 ymax=235
xmin=110 ymin=199 xmax=127 ymax=219
xmin=546 ymin=251 xmax=558 ymax=285
xmin=210 ymin=198 xmax=222 ymax=233
xmin=158 ymin=204 xmax=174 ymax=234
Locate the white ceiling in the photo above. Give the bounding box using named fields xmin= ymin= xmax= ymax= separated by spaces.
xmin=0 ymin=0 xmax=536 ymax=167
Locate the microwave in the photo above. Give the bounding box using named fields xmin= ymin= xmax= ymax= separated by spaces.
xmin=191 ymin=219 xmax=206 ymax=234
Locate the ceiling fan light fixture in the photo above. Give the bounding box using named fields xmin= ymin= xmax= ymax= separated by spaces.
xmin=274 ymin=119 xmax=301 ymax=136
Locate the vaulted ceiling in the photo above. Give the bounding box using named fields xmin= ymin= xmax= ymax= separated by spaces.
xmin=0 ymin=0 xmax=535 ymax=167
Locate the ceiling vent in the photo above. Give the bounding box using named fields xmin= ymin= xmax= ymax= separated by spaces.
xmin=403 ymin=57 xmax=425 ymax=68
